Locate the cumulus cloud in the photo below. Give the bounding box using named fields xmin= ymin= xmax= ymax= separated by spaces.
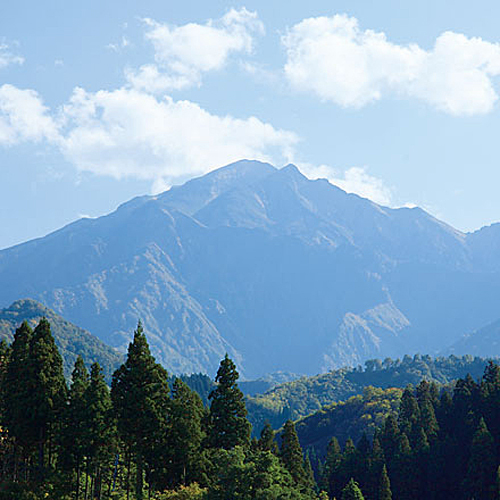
xmin=0 ymin=42 xmax=24 ymax=69
xmin=127 ymin=8 xmax=264 ymax=92
xmin=0 ymin=83 xmax=297 ymax=186
xmin=283 ymin=14 xmax=500 ymax=115
xmin=299 ymin=163 xmax=392 ymax=206
xmin=0 ymin=84 xmax=59 ymax=145
xmin=60 ymin=87 xmax=297 ymax=184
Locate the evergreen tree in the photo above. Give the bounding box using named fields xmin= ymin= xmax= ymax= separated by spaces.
xmin=398 ymin=387 xmax=419 ymax=443
xmin=164 ymin=378 xmax=205 ymax=488
xmin=378 ymin=464 xmax=392 ymax=500
xmin=59 ymin=356 xmax=90 ymax=498
xmin=27 ymin=318 xmax=67 ymax=477
xmin=208 ymin=354 xmax=251 ymax=449
xmin=341 ymin=478 xmax=365 ymax=500
xmin=280 ymin=420 xmax=309 ymax=490
xmin=111 ymin=322 xmax=170 ymax=500
xmin=321 ymin=436 xmax=341 ymax=495
xmin=86 ymin=362 xmax=115 ymax=498
xmin=258 ymin=421 xmax=278 ymax=454
xmin=463 ymin=417 xmax=496 ymax=500
xmin=3 ymin=321 xmax=35 ymax=454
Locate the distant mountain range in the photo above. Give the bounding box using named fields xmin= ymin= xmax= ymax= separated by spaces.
xmin=0 ymin=299 xmax=123 ymax=381
xmin=1 ymin=159 xmax=500 ymax=377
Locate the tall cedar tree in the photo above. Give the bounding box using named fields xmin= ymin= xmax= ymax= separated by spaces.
xmin=27 ymin=318 xmax=67 ymax=476
xmin=86 ymin=362 xmax=115 ymax=498
xmin=341 ymin=478 xmax=365 ymax=500
xmin=321 ymin=436 xmax=341 ymax=494
xmin=3 ymin=321 xmax=34 ymax=454
xmin=111 ymin=322 xmax=169 ymax=500
xmin=463 ymin=417 xmax=496 ymax=500
xmin=165 ymin=378 xmax=205 ymax=488
xmin=280 ymin=419 xmax=312 ymax=492
xmin=378 ymin=464 xmax=392 ymax=500
xmin=208 ymin=354 xmax=251 ymax=449
xmin=258 ymin=421 xmax=279 ymax=454
xmin=59 ymin=356 xmax=90 ymax=498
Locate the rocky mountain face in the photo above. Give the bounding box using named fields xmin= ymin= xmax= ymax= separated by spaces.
xmin=1 ymin=159 xmax=499 ymax=377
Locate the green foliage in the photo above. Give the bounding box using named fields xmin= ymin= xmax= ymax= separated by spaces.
xmin=0 ymin=299 xmax=123 ymax=381
xmin=153 ymin=483 xmax=207 ymax=500
xmin=111 ymin=322 xmax=170 ymax=500
xmin=208 ymin=354 xmax=251 ymax=449
xmin=295 ymin=386 xmax=402 ymax=457
xmin=341 ymin=478 xmax=365 ymax=500
xmin=246 ymin=354 xmax=492 ymax=434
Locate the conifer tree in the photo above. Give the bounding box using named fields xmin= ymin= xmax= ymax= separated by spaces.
xmin=111 ymin=322 xmax=169 ymax=500
xmin=378 ymin=464 xmax=392 ymax=500
xmin=463 ymin=417 xmax=496 ymax=500
xmin=258 ymin=421 xmax=278 ymax=454
xmin=3 ymin=321 xmax=35 ymax=454
xmin=398 ymin=387 xmax=419 ymax=442
xmin=86 ymin=362 xmax=115 ymax=498
xmin=341 ymin=478 xmax=365 ymax=500
xmin=208 ymin=354 xmax=251 ymax=449
xmin=59 ymin=356 xmax=90 ymax=498
xmin=280 ymin=420 xmax=309 ymax=489
xmin=165 ymin=378 xmax=205 ymax=488
xmin=321 ymin=436 xmax=341 ymax=495
xmin=28 ymin=318 xmax=67 ymax=477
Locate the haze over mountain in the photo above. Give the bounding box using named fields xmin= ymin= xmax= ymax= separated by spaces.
xmin=0 ymin=299 xmax=123 ymax=381
xmin=1 ymin=160 xmax=499 ymax=377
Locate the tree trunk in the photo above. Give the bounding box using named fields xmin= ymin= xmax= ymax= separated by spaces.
xmin=126 ymin=453 xmax=131 ymax=500
xmin=84 ymin=458 xmax=90 ymax=500
xmin=136 ymin=453 xmax=144 ymax=500
xmin=76 ymin=460 xmax=80 ymax=500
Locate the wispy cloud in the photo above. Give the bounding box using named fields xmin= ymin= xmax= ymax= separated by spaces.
xmin=299 ymin=163 xmax=392 ymax=206
xmin=0 ymin=41 xmax=24 ymax=69
xmin=283 ymin=14 xmax=500 ymax=115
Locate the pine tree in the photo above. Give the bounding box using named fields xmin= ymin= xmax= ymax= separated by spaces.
xmin=208 ymin=354 xmax=251 ymax=449
xmin=258 ymin=421 xmax=278 ymax=454
xmin=86 ymin=362 xmax=115 ymax=498
xmin=463 ymin=417 xmax=496 ymax=500
xmin=321 ymin=436 xmax=341 ymax=495
xmin=111 ymin=322 xmax=169 ymax=500
xmin=280 ymin=420 xmax=309 ymax=489
xmin=164 ymin=378 xmax=205 ymax=488
xmin=341 ymin=478 xmax=365 ymax=500
xmin=27 ymin=318 xmax=67 ymax=478
xmin=3 ymin=321 xmax=35 ymax=455
xmin=59 ymin=356 xmax=90 ymax=498
xmin=378 ymin=464 xmax=392 ymax=500
xmin=398 ymin=387 xmax=419 ymax=443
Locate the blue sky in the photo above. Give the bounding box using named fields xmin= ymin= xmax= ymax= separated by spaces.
xmin=1 ymin=0 xmax=500 ymax=249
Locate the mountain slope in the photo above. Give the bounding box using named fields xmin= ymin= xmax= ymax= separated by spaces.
xmin=0 ymin=299 xmax=123 ymax=381
xmin=0 ymin=160 xmax=500 ymax=376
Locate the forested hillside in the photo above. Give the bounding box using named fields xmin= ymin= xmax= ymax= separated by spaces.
xmin=0 ymin=316 xmax=499 ymax=499
xmin=246 ymin=354 xmax=491 ymax=433
xmin=0 ymin=299 xmax=123 ymax=381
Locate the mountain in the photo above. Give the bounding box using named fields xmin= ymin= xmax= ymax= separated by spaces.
xmin=449 ymin=317 xmax=500 ymax=357
xmin=1 ymin=159 xmax=500 ymax=377
xmin=0 ymin=299 xmax=123 ymax=381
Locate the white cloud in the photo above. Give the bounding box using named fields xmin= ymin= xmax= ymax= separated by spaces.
xmin=127 ymin=8 xmax=264 ymax=92
xmin=283 ymin=14 xmax=500 ymax=115
xmin=58 ymin=87 xmax=297 ymax=185
xmin=0 ymin=42 xmax=24 ymax=69
xmin=0 ymin=84 xmax=59 ymax=145
xmin=299 ymin=163 xmax=392 ymax=206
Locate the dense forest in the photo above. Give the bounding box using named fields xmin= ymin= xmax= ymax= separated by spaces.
xmin=1 ymin=317 xmax=500 ymax=499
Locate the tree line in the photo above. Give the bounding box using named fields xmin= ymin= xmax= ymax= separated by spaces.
xmin=316 ymin=365 xmax=500 ymax=499
xmin=0 ymin=319 xmax=325 ymax=499
xmin=1 ymin=316 xmax=500 ymax=499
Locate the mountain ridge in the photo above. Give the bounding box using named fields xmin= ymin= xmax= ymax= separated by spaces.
xmin=1 ymin=159 xmax=500 ymax=376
